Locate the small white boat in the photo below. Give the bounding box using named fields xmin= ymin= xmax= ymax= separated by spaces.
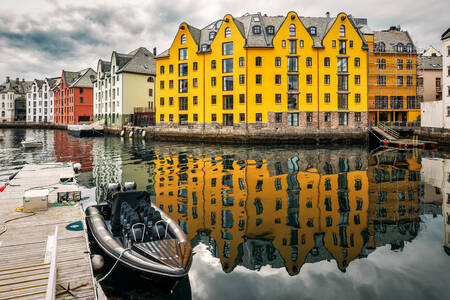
xmin=21 ymin=140 xmax=43 ymax=148
xmin=0 ymin=134 xmax=4 ymax=141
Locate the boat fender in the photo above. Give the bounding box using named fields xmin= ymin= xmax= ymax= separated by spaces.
xmin=8 ymin=171 xmax=18 ymax=181
xmin=142 ymin=130 xmax=146 ymax=137
xmin=120 ymin=130 xmax=125 ymax=137
xmin=91 ymin=254 xmax=105 ymax=271
xmin=73 ymin=163 xmax=82 ymax=173
xmin=129 ymin=131 xmax=133 ymax=138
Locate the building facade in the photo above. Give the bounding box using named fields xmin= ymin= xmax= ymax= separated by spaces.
xmin=156 ymin=12 xmax=369 ymax=133
xmin=0 ymin=77 xmax=31 ymax=122
xmin=93 ymin=47 xmax=156 ymax=127
xmin=26 ymin=77 xmax=59 ymax=122
xmin=443 ymin=29 xmax=450 ymax=127
xmin=54 ymin=68 xmax=96 ymax=124
xmin=363 ymin=26 xmax=419 ymax=124
xmin=417 ymin=54 xmax=442 ymax=102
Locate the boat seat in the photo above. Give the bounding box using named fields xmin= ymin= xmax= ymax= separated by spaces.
xmin=120 ymin=202 xmax=144 ymax=242
xmin=111 ymin=191 xmax=151 ymax=235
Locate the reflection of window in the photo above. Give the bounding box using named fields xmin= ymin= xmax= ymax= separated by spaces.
xmin=287 ymin=192 xmax=299 ymax=208
xmin=326 ymin=216 xmax=332 ymax=227
xmin=222 ymin=210 xmax=233 ymax=228
xmin=254 ymin=198 xmax=263 ymax=215
xmin=338 ymin=191 xmax=349 ymax=211
xmin=325 ymin=179 xmax=331 ymax=190
xmin=356 ymin=198 xmax=363 ymax=210
xmin=275 ymin=178 xmax=282 ymax=190
xmin=256 ymin=180 xmax=263 ymax=192
xmin=338 ymin=173 xmax=348 ymax=189
xmin=288 ymin=157 xmax=299 ymax=172
xmin=222 ymin=174 xmax=233 ymax=188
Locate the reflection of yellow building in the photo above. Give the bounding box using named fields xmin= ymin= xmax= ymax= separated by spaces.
xmin=154 ymin=153 xmax=371 ymax=274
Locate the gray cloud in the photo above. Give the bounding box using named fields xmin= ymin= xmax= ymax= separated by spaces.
xmin=0 ymin=0 xmax=448 ymax=82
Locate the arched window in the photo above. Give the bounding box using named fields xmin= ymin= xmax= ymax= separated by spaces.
xmin=201 ymin=44 xmax=208 ymax=51
xmin=215 ymin=20 xmax=222 ymax=30
xmin=253 ymin=25 xmax=261 ymax=34
xmin=289 ymin=24 xmax=296 ymax=36
xmin=379 ymin=42 xmax=385 ymax=52
xmin=266 ymin=26 xmax=275 ymax=35
xmin=1 ymin=111 xmax=4 ymax=117
xmin=309 ymin=26 xmax=317 ymax=36
xmin=340 ymin=25 xmax=345 ymax=37
xmin=160 ymin=66 xmax=164 ymax=74
xmin=406 ymin=43 xmax=413 ymax=52
xmin=181 ymin=34 xmax=186 ymax=44
xmin=209 ymin=31 xmax=215 ymax=40
xmin=225 ymin=27 xmax=231 ymax=38
xmin=147 ymin=77 xmax=154 ymax=82
xmin=397 ymin=43 xmax=404 ymax=52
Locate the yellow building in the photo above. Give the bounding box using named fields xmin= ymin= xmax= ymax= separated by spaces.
xmin=361 ymin=26 xmax=420 ymax=124
xmin=156 ymin=12 xmax=369 ymax=132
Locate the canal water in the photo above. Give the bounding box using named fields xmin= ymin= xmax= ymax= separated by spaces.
xmin=1 ymin=128 xmax=449 ymax=300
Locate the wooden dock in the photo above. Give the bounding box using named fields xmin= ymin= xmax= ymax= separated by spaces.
xmin=0 ymin=163 xmax=97 ymax=299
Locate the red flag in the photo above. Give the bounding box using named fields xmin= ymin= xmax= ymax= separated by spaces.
xmin=0 ymin=185 xmax=6 ymax=192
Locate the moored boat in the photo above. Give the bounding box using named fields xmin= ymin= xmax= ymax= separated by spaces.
xmin=21 ymin=140 xmax=43 ymax=148
xmin=85 ymin=183 xmax=192 ymax=286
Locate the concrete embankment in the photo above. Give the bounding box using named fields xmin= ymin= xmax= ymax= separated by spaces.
xmin=415 ymin=128 xmax=450 ymax=147
xmin=0 ymin=122 xmax=67 ymax=130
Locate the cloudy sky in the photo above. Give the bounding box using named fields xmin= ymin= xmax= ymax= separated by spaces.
xmin=0 ymin=0 xmax=448 ymax=82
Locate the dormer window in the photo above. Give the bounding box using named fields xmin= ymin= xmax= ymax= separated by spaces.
xmin=340 ymin=25 xmax=345 ymax=37
xmin=309 ymin=26 xmax=317 ymax=36
xmin=253 ymin=25 xmax=261 ymax=34
xmin=266 ymin=26 xmax=275 ymax=35
xmin=209 ymin=31 xmax=215 ymax=40
xmin=289 ymin=24 xmax=296 ymax=36
xmin=406 ymin=43 xmax=413 ymax=53
xmin=181 ymin=34 xmax=186 ymax=44
xmin=147 ymin=77 xmax=154 ymax=82
xmin=397 ymin=43 xmax=404 ymax=52
xmin=201 ymin=44 xmax=208 ymax=52
xmin=378 ymin=42 xmax=385 ymax=52
xmin=225 ymin=27 xmax=231 ymax=38
xmin=215 ymin=20 xmax=222 ymax=30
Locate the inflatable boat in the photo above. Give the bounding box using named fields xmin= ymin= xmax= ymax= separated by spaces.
xmin=85 ymin=183 xmax=192 ymax=284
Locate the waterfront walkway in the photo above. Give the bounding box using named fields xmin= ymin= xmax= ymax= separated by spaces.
xmin=0 ymin=163 xmax=96 ymax=299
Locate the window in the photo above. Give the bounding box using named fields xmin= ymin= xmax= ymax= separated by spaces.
xmin=255 ymin=57 xmax=262 ymax=66
xmin=338 ymin=75 xmax=348 ymax=91
xmin=160 ymin=80 xmax=165 ymax=89
xmin=223 ymin=95 xmax=233 ymax=110
xmin=324 ymin=57 xmax=330 ymax=67
xmin=355 ymin=93 xmax=361 ymax=103
xmin=212 ymin=113 xmax=217 ymax=122
xmin=253 ymin=25 xmax=261 ymax=34
xmin=355 ymin=75 xmax=360 ymax=85
xmin=256 ymin=94 xmax=262 ymax=104
xmin=282 ymin=40 xmax=286 ymax=48
xmin=355 ymin=57 xmax=360 ymax=67
xmin=275 ymin=113 xmax=282 ymax=123
xmin=181 ymin=34 xmax=186 ymax=44
xmin=179 ymin=63 xmax=188 ymax=76
xmin=407 ymin=96 xmax=416 ymax=109
xmin=239 ymin=94 xmax=245 ymax=104
xmin=289 ymin=24 xmax=296 ymax=36
xmin=222 ymin=42 xmax=233 ymax=55
xmin=209 ymin=31 xmax=215 ymax=40
xmin=240 ymin=113 xmax=245 ymax=122
xmin=211 ymin=95 xmax=217 ymax=105
xmin=275 ymin=75 xmax=281 ymax=84
xmin=275 ymin=57 xmax=281 ymax=66
xmin=193 ymin=114 xmax=198 ymax=122
xmin=289 ymin=40 xmax=297 ymax=54
xmin=168 ymin=64 xmax=174 ymax=73
xmin=80 ymin=97 xmax=83 ymax=103
xmin=211 ymin=60 xmax=216 ymax=70
xmin=225 ymin=27 xmax=231 ymax=38
xmin=309 ymin=26 xmax=317 ymax=36
xmin=306 ymin=75 xmax=312 ymax=85
xmin=407 ymin=76 xmax=413 ymax=86
xmin=275 ymin=94 xmax=281 ymax=104
xmin=256 ymin=74 xmax=262 ymax=84
xmin=338 ymin=94 xmax=348 ymax=109
xmin=390 ymin=96 xmax=403 ymax=109
xmin=339 ymin=40 xmax=346 ymax=54
xmin=349 ymin=40 xmax=353 ymax=48
xmin=377 ymin=58 xmax=386 ymax=70
xmin=223 ymin=58 xmax=233 ymax=73
xmin=325 ymin=112 xmax=331 ymax=122
xmin=397 ymin=76 xmax=403 ymax=86
xmin=299 ymin=40 xmax=304 ymax=48
xmin=306 ymin=94 xmax=312 ymax=103
xmin=288 ymin=94 xmax=298 ymax=110
xmin=149 ymin=88 xmax=153 ymax=96
xmin=397 ymin=43 xmax=404 ymax=52
xmin=239 ymin=57 xmax=245 ymax=67
xmin=239 ymin=74 xmax=245 ymax=84
xmin=201 ymin=44 xmax=208 ymax=52
xmin=377 ymin=75 xmax=386 ymax=86
xmin=211 ymin=77 xmax=216 ymax=86
xmin=179 ymin=79 xmax=188 ymax=93
xmin=160 ymin=114 xmax=164 ymax=122
xmin=266 ymin=26 xmax=275 ymax=35
xmin=255 ymin=113 xmax=262 ymax=122
xmin=338 ymin=58 xmax=348 ymax=72
xmin=160 ymin=65 xmax=165 ymax=74
xmin=340 ymin=25 xmax=345 ymax=37
xmin=179 ymin=48 xmax=188 ymax=60
xmin=80 ymin=88 xmax=84 ymax=94
xmin=324 ymin=93 xmax=330 ymax=103
xmin=405 ymin=59 xmax=412 ymax=70
xmin=355 ymin=112 xmax=361 ymax=122
xmin=338 ymin=112 xmax=348 ymax=125
xmin=179 ymin=97 xmax=188 ymax=110
xmin=223 ymin=76 xmax=233 ymax=91
xmin=288 ymin=57 xmax=298 ymax=72
xmin=306 ymin=112 xmax=313 ymax=122
xmin=288 ymin=113 xmax=298 ymax=126
xmin=193 ymin=62 xmax=198 ymax=71
xmin=193 ymin=78 xmax=198 ymax=87
xmin=306 ymin=57 xmax=312 ymax=66
xmin=332 ymin=40 xmax=336 ymax=48
xmin=398 ymin=59 xmax=403 ymax=70
xmin=324 ymin=75 xmax=330 ymax=84
xmin=193 ymin=96 xmax=198 ymax=105
xmin=288 ymin=75 xmax=298 ymax=90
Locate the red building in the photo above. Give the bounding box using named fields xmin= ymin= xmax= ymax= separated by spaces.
xmin=54 ymin=68 xmax=96 ymax=124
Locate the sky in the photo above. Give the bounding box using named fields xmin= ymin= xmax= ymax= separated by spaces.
xmin=0 ymin=0 xmax=448 ymax=82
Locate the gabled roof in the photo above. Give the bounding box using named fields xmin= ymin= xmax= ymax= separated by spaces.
xmin=441 ymin=27 xmax=450 ymax=40
xmin=99 ymin=59 xmax=111 ymax=73
xmin=373 ymin=28 xmax=416 ymax=53
xmin=418 ymin=55 xmax=442 ymax=70
xmin=62 ymin=68 xmax=96 ymax=88
xmin=0 ymin=78 xmax=32 ymax=95
xmin=299 ymin=16 xmax=334 ymax=47
xmin=116 ymin=47 xmax=156 ymax=75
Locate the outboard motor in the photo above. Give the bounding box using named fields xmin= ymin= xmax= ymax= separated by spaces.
xmin=106 ymin=183 xmax=121 ymax=201
xmin=123 ymin=182 xmax=137 ymax=191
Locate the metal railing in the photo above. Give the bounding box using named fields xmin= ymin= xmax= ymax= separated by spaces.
xmin=378 ymin=122 xmax=400 ymax=139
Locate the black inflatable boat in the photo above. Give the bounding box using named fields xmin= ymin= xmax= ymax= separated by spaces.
xmin=85 ymin=184 xmax=192 ymax=284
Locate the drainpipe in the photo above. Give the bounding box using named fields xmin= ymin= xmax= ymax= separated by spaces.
xmin=317 ymin=49 xmax=320 ymax=129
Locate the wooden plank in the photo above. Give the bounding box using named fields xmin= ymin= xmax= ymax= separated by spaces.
xmin=45 ymin=226 xmax=58 ymax=300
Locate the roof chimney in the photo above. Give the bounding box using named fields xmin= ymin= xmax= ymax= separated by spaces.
xmin=15 ymin=77 xmax=19 ymax=84
xmin=153 ymin=47 xmax=157 ymax=56
xmin=432 ymin=53 xmax=437 ymax=57
xmin=6 ymin=76 xmax=9 ymax=83
xmin=326 ymin=12 xmax=330 ymax=18
xmin=389 ymin=26 xmax=397 ymax=31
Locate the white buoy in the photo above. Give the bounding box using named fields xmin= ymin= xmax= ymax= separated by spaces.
xmin=129 ymin=131 xmax=133 ymax=138
xmin=120 ymin=130 xmax=125 ymax=137
xmin=91 ymin=254 xmax=104 ymax=271
xmin=142 ymin=130 xmax=146 ymax=137
xmin=73 ymin=163 xmax=82 ymax=173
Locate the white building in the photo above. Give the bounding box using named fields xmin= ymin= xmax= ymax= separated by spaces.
xmin=0 ymin=77 xmax=32 ymax=122
xmin=420 ymin=28 xmax=450 ymax=129
xmin=26 ymin=77 xmax=59 ymax=123
xmin=93 ymin=47 xmax=156 ymax=127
